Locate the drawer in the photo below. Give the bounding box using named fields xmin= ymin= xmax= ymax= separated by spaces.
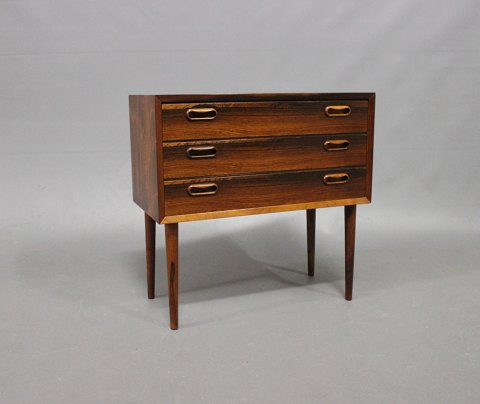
xmin=164 ymin=167 xmax=366 ymax=216
xmin=162 ymin=100 xmax=368 ymax=141
xmin=163 ymin=134 xmax=367 ymax=179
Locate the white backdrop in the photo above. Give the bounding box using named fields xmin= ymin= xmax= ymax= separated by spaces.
xmin=1 ymin=1 xmax=480 ymax=403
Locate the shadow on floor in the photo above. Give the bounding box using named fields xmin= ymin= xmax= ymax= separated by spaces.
xmin=13 ymin=217 xmax=344 ymax=307
xmin=121 ymin=219 xmax=345 ymax=305
xmin=12 ymin=217 xmax=480 ymax=327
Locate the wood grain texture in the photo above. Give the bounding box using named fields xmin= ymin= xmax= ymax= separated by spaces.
xmin=153 ymin=93 xmax=374 ymax=103
xmin=129 ymin=95 xmax=159 ymax=221
xmin=144 ymin=213 xmax=156 ymax=299
xmin=129 ymin=92 xmax=376 ymax=329
xmin=345 ymin=205 xmax=356 ymax=301
xmin=165 ymin=223 xmax=179 ymax=330
xmin=164 ymin=167 xmax=366 ymax=217
xmin=163 ymin=134 xmax=367 ymax=179
xmin=162 ymin=100 xmax=368 ymax=140
xmin=161 ymin=197 xmax=369 ymax=224
xmin=365 ymin=93 xmax=375 ymax=201
xmin=155 ymin=97 xmax=165 ymax=221
xmin=307 ymin=209 xmax=316 ymax=277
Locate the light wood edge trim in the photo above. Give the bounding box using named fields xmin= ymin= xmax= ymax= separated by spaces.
xmin=160 ymin=197 xmax=370 ymax=224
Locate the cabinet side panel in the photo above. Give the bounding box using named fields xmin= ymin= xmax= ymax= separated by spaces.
xmin=129 ymin=95 xmax=159 ymax=221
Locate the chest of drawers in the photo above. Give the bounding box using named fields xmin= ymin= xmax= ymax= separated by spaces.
xmin=129 ymin=93 xmax=375 ymax=329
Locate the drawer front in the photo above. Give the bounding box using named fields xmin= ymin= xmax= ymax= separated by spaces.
xmin=163 ymin=134 xmax=367 ymax=179
xmin=162 ymin=100 xmax=368 ymax=141
xmin=164 ymin=167 xmax=366 ymax=216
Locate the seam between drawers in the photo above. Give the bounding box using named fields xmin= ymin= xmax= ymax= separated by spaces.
xmin=162 ymin=133 xmax=368 ymax=146
xmin=163 ymin=166 xmax=367 ymax=185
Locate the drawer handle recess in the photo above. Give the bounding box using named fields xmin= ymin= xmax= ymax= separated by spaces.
xmin=325 ymin=105 xmax=352 ymax=117
xmin=324 ymin=140 xmax=350 ymax=151
xmin=186 ymin=107 xmax=217 ymax=121
xmin=186 ymin=146 xmax=217 ymax=159
xmin=323 ymin=173 xmax=350 ymax=185
xmin=187 ymin=183 xmax=218 ymax=196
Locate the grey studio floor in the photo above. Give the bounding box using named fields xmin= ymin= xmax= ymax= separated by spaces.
xmin=1 ymin=150 xmax=479 ymax=403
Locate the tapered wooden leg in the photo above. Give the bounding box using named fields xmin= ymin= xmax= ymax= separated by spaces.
xmin=145 ymin=213 xmax=156 ymax=299
xmin=344 ymin=205 xmax=356 ymax=301
xmin=165 ymin=223 xmax=179 ymax=330
xmin=307 ymin=209 xmax=316 ymax=276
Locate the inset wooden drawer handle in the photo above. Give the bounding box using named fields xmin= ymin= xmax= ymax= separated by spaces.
xmin=323 ymin=173 xmax=350 ymax=185
xmin=187 ymin=183 xmax=218 ymax=196
xmin=324 ymin=140 xmax=350 ymax=151
xmin=186 ymin=146 xmax=217 ymax=159
xmin=325 ymin=105 xmax=352 ymax=117
xmin=186 ymin=107 xmax=217 ymax=121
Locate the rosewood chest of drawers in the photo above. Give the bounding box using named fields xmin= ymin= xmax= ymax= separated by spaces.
xmin=129 ymin=93 xmax=375 ymax=329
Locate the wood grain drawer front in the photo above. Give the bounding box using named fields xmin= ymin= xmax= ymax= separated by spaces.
xmin=162 ymin=100 xmax=368 ymax=141
xmin=163 ymin=134 xmax=367 ymax=179
xmin=164 ymin=167 xmax=366 ymax=216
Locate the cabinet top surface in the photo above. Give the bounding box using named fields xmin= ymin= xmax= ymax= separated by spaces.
xmin=129 ymin=93 xmax=375 ymax=103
